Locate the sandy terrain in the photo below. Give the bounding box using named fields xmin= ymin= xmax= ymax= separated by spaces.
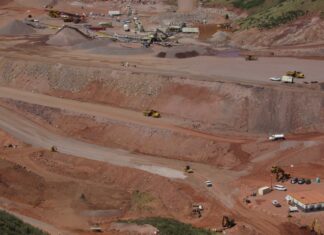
xmin=0 ymin=1 xmax=323 ymax=235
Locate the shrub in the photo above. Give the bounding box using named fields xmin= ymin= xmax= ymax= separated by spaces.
xmin=0 ymin=210 xmax=48 ymax=235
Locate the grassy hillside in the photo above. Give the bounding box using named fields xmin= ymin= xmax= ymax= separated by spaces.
xmin=0 ymin=210 xmax=48 ymax=235
xmin=239 ymin=0 xmax=324 ymax=29
xmin=203 ymin=0 xmax=324 ymax=29
xmin=122 ymin=217 xmax=219 ymax=235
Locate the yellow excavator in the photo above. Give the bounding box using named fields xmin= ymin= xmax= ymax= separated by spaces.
xmin=143 ymin=109 xmax=161 ymax=118
xmin=271 ymin=166 xmax=291 ymax=182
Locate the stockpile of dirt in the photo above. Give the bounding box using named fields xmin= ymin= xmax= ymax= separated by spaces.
xmin=0 ymin=20 xmax=36 ymax=36
xmin=47 ymin=27 xmax=90 ymax=46
xmin=156 ymin=45 xmax=217 ymax=59
xmin=209 ymin=31 xmax=231 ymax=46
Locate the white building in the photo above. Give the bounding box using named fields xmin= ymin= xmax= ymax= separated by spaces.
xmin=286 ymin=191 xmax=324 ymax=212
xmin=108 ymin=11 xmax=121 ymax=17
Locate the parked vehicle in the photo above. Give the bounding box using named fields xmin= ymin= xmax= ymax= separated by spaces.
xmin=289 ymin=206 xmax=299 ymax=213
xmin=281 ymin=75 xmax=294 ymax=83
xmin=269 ymin=134 xmax=285 ymax=141
xmin=205 ymin=180 xmax=213 ymax=187
xmin=273 ymin=185 xmax=287 ymax=191
xmin=305 ymin=179 xmax=312 ymax=185
xmin=272 ymin=200 xmax=281 ymax=207
xmin=290 ymin=177 xmax=298 ymax=184
xmin=298 ymin=178 xmax=305 ymax=184
xmin=269 ymin=77 xmax=281 ymax=81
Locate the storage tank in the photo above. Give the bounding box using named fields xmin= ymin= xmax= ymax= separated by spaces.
xmin=178 ymin=0 xmax=198 ymax=12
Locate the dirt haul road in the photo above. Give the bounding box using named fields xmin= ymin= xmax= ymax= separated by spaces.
xmin=0 ymin=87 xmax=246 ymax=144
xmin=0 ymin=106 xmax=187 ymax=179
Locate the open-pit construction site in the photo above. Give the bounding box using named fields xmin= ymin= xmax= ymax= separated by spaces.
xmin=0 ymin=0 xmax=324 ymax=235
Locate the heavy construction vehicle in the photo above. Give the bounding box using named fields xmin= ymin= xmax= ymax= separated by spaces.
xmin=51 ymin=146 xmax=58 ymax=152
xmin=134 ymin=17 xmax=144 ymax=32
xmin=192 ymin=204 xmax=203 ymax=217
xmin=286 ymin=71 xmax=305 ymax=78
xmin=143 ymin=109 xmax=161 ymax=118
xmin=48 ymin=10 xmax=86 ymax=24
xmin=245 ymin=55 xmax=258 ymax=61
xmin=142 ymin=29 xmax=170 ymax=48
xmin=271 ymin=166 xmax=291 ymax=182
xmin=48 ymin=10 xmax=60 ymax=18
xmin=185 ymin=165 xmax=194 ymax=173
xmin=222 ymin=216 xmax=235 ymax=228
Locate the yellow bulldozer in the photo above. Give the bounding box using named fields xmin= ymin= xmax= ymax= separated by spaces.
xmin=184 ymin=165 xmax=194 ymax=173
xmin=271 ymin=166 xmax=290 ymax=182
xmin=286 ymin=71 xmax=305 ymax=78
xmin=143 ymin=109 xmax=161 ymax=118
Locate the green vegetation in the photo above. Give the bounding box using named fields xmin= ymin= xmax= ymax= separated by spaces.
xmin=131 ymin=190 xmax=155 ymax=211
xmin=243 ymin=9 xmax=305 ymax=29
xmin=232 ymin=0 xmax=265 ymax=9
xmin=0 ymin=210 xmax=48 ymax=235
xmin=203 ymin=0 xmax=324 ymax=29
xmin=122 ymin=217 xmax=219 ymax=235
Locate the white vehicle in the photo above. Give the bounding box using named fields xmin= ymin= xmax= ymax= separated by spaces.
xmin=282 ymin=75 xmax=294 ymax=83
xmin=123 ymin=24 xmax=130 ymax=32
xmin=288 ymin=206 xmax=299 ymax=213
xmin=273 ymin=185 xmax=287 ymax=191
xmin=269 ymin=134 xmax=285 ymax=141
xmin=205 ymin=180 xmax=213 ymax=187
xmin=269 ymin=77 xmax=281 ymax=81
xmin=272 ymin=200 xmax=281 ymax=207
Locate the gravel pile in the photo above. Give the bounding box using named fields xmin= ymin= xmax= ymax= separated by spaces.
xmin=209 ymin=31 xmax=230 ymax=46
xmin=47 ymin=27 xmax=90 ymax=46
xmin=0 ymin=20 xmax=36 ymax=36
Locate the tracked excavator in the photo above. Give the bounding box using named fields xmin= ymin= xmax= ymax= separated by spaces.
xmin=271 ymin=166 xmax=291 ymax=182
xmin=222 ymin=216 xmax=235 ymax=228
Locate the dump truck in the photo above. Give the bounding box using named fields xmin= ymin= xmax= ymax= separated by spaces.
xmin=143 ymin=109 xmax=161 ymax=118
xmin=286 ymin=71 xmax=305 ymax=78
xmin=245 ymin=55 xmax=258 ymax=61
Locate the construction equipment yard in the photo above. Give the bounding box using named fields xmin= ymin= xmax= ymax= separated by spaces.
xmin=0 ymin=0 xmax=324 ymax=235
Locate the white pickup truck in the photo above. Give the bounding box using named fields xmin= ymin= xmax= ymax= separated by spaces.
xmin=269 ymin=134 xmax=285 ymax=141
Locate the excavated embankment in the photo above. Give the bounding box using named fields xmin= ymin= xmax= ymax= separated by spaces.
xmin=0 ymin=57 xmax=323 ymax=135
